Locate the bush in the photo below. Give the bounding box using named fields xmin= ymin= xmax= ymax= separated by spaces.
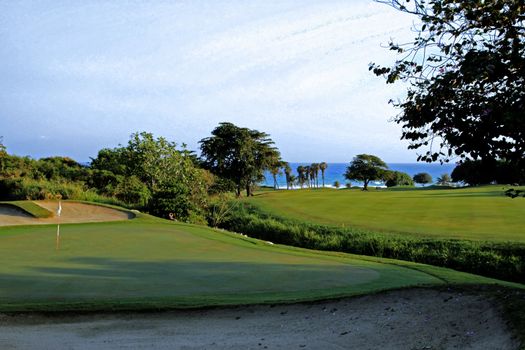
xmin=148 ymin=182 xmax=206 ymax=224
xmin=114 ymin=176 xmax=151 ymax=207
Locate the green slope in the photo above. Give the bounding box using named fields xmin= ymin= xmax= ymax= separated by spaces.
xmin=247 ymin=186 xmax=525 ymax=242
xmin=0 ymin=201 xmax=53 ymax=218
xmin=0 ymin=210 xmax=519 ymax=312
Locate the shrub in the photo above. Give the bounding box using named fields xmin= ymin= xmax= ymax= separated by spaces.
xmin=114 ymin=176 xmax=151 ymax=207
xmin=219 ymin=203 xmax=525 ymax=283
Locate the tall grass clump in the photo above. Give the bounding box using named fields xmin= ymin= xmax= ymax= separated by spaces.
xmin=220 ymin=203 xmax=525 ymax=283
xmin=0 ymin=178 xmax=129 ymax=208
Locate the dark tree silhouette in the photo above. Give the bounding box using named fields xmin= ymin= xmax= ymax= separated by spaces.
xmin=372 ymin=1 xmax=525 ymax=167
xmin=319 ymin=162 xmax=328 ymax=187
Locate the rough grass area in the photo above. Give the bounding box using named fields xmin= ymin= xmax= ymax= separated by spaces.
xmin=221 ymin=203 xmax=525 ymax=283
xmin=0 ymin=207 xmax=521 ymax=312
xmin=0 ymin=201 xmax=53 ymax=218
xmin=247 ymin=185 xmax=525 ymax=242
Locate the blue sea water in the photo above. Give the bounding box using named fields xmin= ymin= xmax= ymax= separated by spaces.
xmin=262 ymin=162 xmax=456 ymax=188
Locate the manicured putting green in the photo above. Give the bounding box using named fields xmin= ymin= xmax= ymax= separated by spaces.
xmin=248 ymin=186 xmax=525 ymax=242
xmin=0 ymin=206 xmax=519 ymax=312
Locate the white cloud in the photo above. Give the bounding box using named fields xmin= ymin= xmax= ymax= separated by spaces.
xmin=0 ymin=0 xmax=419 ymax=161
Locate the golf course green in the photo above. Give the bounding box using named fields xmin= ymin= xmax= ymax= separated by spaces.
xmin=0 ymin=203 xmax=518 ymax=312
xmin=247 ymin=185 xmax=525 ymax=242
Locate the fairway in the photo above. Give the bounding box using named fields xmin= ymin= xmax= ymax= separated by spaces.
xmin=0 ymin=206 xmax=513 ymax=312
xmin=247 ymin=186 xmax=525 ymax=242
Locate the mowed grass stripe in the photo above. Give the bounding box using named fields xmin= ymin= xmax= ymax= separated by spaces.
xmin=247 ymin=186 xmax=525 ymax=241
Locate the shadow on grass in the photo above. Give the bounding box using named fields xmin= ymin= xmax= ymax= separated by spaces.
xmin=0 ymin=257 xmax=389 ymax=302
xmin=423 ymin=191 xmax=507 ymax=198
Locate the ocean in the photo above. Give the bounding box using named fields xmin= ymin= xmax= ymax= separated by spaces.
xmin=262 ymin=162 xmax=457 ymax=188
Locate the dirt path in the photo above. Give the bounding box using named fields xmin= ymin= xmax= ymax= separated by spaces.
xmin=0 ymin=201 xmax=133 ymax=226
xmin=0 ymin=288 xmax=518 ymax=350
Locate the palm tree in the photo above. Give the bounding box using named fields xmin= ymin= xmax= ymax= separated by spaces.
xmin=297 ymin=166 xmax=306 ymax=188
xmin=311 ymin=163 xmax=320 ymax=188
xmin=304 ymin=165 xmax=311 ymax=188
xmin=309 ymin=164 xmax=319 ymax=188
xmin=437 ymin=173 xmax=451 ymax=186
xmin=319 ymin=162 xmax=327 ymax=187
xmin=283 ymin=162 xmax=292 ymax=190
xmin=288 ymin=174 xmax=297 ymax=189
xmin=269 ymin=162 xmax=282 ymax=190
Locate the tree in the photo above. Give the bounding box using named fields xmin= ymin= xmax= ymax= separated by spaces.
xmin=114 ymin=175 xmax=151 ymax=207
xmin=199 ymin=122 xmax=281 ymax=197
xmin=311 ymin=163 xmax=320 ymax=188
xmin=0 ymin=137 xmax=7 ymax=175
xmin=451 ymin=160 xmax=494 ymax=186
xmin=372 ymin=1 xmax=525 ymax=167
xmin=345 ymin=154 xmax=388 ymax=190
xmin=90 ymin=147 xmax=127 ymax=176
xmin=268 ymin=159 xmax=284 ymax=190
xmin=319 ymin=162 xmax=328 ymax=187
xmin=413 ymin=172 xmax=433 ymax=186
xmin=309 ymin=164 xmax=318 ymax=188
xmin=91 ymin=132 xmax=210 ymax=221
xmin=288 ymin=174 xmax=297 ymax=189
xmin=283 ymin=162 xmax=293 ymax=190
xmin=451 ymin=159 xmax=525 ymax=185
xmin=437 ymin=173 xmax=452 ymax=186
xmin=383 ymin=170 xmax=414 ymax=187
xmin=304 ymin=165 xmax=311 ymax=188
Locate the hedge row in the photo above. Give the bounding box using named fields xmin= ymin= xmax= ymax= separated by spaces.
xmin=220 ymin=204 xmax=525 ymax=283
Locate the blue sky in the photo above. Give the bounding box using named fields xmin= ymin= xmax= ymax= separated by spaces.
xmin=1 ymin=0 xmax=418 ymax=162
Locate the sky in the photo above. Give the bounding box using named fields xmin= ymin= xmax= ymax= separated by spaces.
xmin=0 ymin=0 xmax=419 ymax=163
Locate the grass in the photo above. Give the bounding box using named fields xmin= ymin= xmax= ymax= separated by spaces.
xmin=0 ymin=201 xmax=53 ymax=218
xmin=0 ymin=205 xmax=521 ymax=312
xmin=246 ymin=185 xmax=525 ymax=242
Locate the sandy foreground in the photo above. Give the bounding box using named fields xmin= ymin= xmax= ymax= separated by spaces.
xmin=0 ymin=201 xmax=133 ymax=226
xmin=0 ymin=288 xmax=518 ymax=350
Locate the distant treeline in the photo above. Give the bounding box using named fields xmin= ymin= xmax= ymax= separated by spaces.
xmin=1 ymin=123 xmax=524 ymax=224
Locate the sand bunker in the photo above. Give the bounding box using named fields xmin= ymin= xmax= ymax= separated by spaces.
xmin=0 ymin=201 xmax=133 ymax=226
xmin=0 ymin=288 xmax=518 ymax=349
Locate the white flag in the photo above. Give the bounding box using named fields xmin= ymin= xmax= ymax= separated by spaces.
xmin=57 ymin=201 xmax=62 ymax=217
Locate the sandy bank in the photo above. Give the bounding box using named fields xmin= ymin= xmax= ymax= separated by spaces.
xmin=0 ymin=288 xmax=518 ymax=349
xmin=0 ymin=201 xmax=133 ymax=226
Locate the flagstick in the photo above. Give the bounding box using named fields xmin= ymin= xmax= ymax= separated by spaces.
xmin=56 ymin=224 xmax=60 ymax=251
xmin=56 ymin=200 xmax=62 ymax=251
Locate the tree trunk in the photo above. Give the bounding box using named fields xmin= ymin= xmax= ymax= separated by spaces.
xmin=246 ymin=183 xmax=252 ymax=197
xmin=363 ymin=179 xmax=369 ymax=191
xmin=236 ymin=184 xmax=241 ymax=197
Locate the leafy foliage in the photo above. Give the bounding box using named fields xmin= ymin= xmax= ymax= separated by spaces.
xmin=383 ymin=170 xmax=414 ymax=187
xmin=413 ymin=172 xmax=433 ymax=185
xmin=1 ymin=132 xmax=211 ymax=222
xmin=436 ymin=173 xmax=452 ymax=185
xmin=199 ymin=122 xmax=281 ymax=197
xmin=0 ymin=137 xmax=7 ymax=174
xmin=91 ymin=132 xmax=211 ymax=222
xmin=452 ymin=159 xmax=525 ymax=186
xmin=372 ymin=1 xmax=525 ymax=166
xmin=345 ymin=154 xmax=388 ymax=190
